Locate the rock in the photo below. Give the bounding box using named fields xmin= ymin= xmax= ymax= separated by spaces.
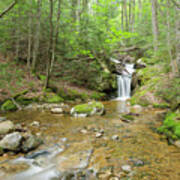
xmin=71 ymin=101 xmax=105 ymax=117
xmin=133 ymin=160 xmax=144 ymax=166
xmin=0 ymin=132 xmax=22 ymax=151
xmin=112 ymin=135 xmax=119 ymax=141
xmin=22 ymin=134 xmax=42 ymax=152
xmin=0 ymin=117 xmax=6 ymax=122
xmin=1 ymin=100 xmax=17 ymax=111
xmin=121 ymin=165 xmax=131 ymax=173
xmin=42 ymin=92 xmax=64 ymax=103
xmin=80 ymin=129 xmax=88 ymax=134
xmin=0 ymin=120 xmax=14 ymax=135
xmin=174 ymin=140 xmax=180 ymax=148
xmin=51 ymin=108 xmax=63 ymax=114
xmin=31 ymin=121 xmax=40 ymax=127
xmin=131 ymin=104 xmax=143 ymax=114
xmin=96 ymin=132 xmax=103 ymax=138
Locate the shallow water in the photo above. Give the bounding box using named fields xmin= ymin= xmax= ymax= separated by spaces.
xmin=0 ymin=101 xmax=180 ymax=179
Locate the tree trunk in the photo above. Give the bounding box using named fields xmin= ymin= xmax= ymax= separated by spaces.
xmin=121 ymin=3 xmax=124 ymax=31
xmin=50 ymin=0 xmax=61 ymax=74
xmin=27 ymin=0 xmax=33 ymax=70
xmin=32 ymin=0 xmax=42 ymax=72
xmin=45 ymin=0 xmax=54 ymax=88
xmin=124 ymin=0 xmax=128 ymax=31
xmin=151 ymin=0 xmax=159 ymax=53
xmin=175 ymin=5 xmax=180 ymax=73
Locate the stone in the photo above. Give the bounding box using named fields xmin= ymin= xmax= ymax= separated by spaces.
xmin=22 ymin=134 xmax=42 ymax=152
xmin=1 ymin=100 xmax=17 ymax=111
xmin=133 ymin=160 xmax=144 ymax=166
xmin=80 ymin=129 xmax=88 ymax=134
xmin=0 ymin=117 xmax=6 ymax=122
xmin=112 ymin=135 xmax=119 ymax=141
xmin=0 ymin=132 xmax=22 ymax=151
xmin=51 ymin=108 xmax=63 ymax=114
xmin=31 ymin=121 xmax=40 ymax=127
xmin=121 ymin=165 xmax=131 ymax=173
xmin=96 ymin=132 xmax=103 ymax=138
xmin=71 ymin=101 xmax=105 ymax=117
xmin=0 ymin=120 xmax=14 ymax=135
xmin=174 ymin=140 xmax=180 ymax=148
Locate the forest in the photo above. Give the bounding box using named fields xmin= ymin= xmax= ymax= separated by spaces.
xmin=0 ymin=0 xmax=179 ymax=179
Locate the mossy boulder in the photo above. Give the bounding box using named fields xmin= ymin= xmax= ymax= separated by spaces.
xmin=71 ymin=101 xmax=105 ymax=117
xmin=157 ymin=112 xmax=180 ymax=140
xmin=43 ymin=92 xmax=64 ymax=103
xmin=1 ymin=100 xmax=17 ymax=111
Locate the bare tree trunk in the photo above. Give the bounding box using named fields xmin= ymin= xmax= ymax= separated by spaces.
xmin=131 ymin=0 xmax=135 ymax=32
xmin=15 ymin=7 xmax=20 ymax=60
xmin=0 ymin=0 xmax=17 ymax=18
xmin=175 ymin=5 xmax=180 ymax=73
xmin=151 ymin=0 xmax=159 ymax=53
xmin=121 ymin=3 xmax=124 ymax=31
xmin=124 ymin=0 xmax=128 ymax=31
xmin=138 ymin=0 xmax=142 ymax=21
xmin=50 ymin=0 xmax=61 ymax=74
xmin=32 ymin=0 xmax=42 ymax=72
xmin=45 ymin=0 xmax=54 ymax=88
xmin=27 ymin=0 xmax=33 ymax=70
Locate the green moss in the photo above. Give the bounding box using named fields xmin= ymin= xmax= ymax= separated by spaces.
xmin=153 ymin=103 xmax=170 ymax=109
xmin=43 ymin=93 xmax=64 ymax=103
xmin=1 ymin=100 xmax=17 ymax=111
xmin=74 ymin=104 xmax=94 ymax=114
xmin=157 ymin=112 xmax=180 ymax=140
xmin=122 ymin=114 xmax=135 ymax=121
xmin=91 ymin=92 xmax=106 ymax=100
xmin=73 ymin=101 xmax=104 ymax=115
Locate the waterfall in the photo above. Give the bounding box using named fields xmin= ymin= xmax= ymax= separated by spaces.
xmin=117 ymin=64 xmax=134 ymax=101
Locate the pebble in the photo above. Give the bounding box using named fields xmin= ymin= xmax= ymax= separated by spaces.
xmin=31 ymin=121 xmax=40 ymax=127
xmin=112 ymin=135 xmax=119 ymax=141
xmin=121 ymin=165 xmax=131 ymax=173
xmin=95 ymin=132 xmax=103 ymax=138
xmin=80 ymin=129 xmax=88 ymax=134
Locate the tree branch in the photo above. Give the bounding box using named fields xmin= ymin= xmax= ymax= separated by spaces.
xmin=0 ymin=1 xmax=17 ymax=18
xmin=170 ymin=0 xmax=180 ymax=8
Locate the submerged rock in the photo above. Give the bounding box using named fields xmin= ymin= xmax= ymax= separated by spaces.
xmin=0 ymin=132 xmax=22 ymax=151
xmin=121 ymin=165 xmax=131 ymax=173
xmin=0 ymin=120 xmax=14 ymax=135
xmin=71 ymin=101 xmax=105 ymax=117
xmin=0 ymin=117 xmax=6 ymax=122
xmin=51 ymin=107 xmax=63 ymax=114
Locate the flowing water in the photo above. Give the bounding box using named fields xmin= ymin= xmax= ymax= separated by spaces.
xmin=0 ymin=101 xmax=180 ymax=180
xmin=117 ymin=64 xmax=135 ymax=101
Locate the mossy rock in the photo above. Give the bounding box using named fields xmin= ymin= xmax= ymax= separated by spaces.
xmin=43 ymin=92 xmax=64 ymax=103
xmin=157 ymin=112 xmax=180 ymax=140
xmin=153 ymin=103 xmax=170 ymax=109
xmin=121 ymin=114 xmax=135 ymax=121
xmin=1 ymin=100 xmax=17 ymax=111
xmin=16 ymin=96 xmax=35 ymax=106
xmin=71 ymin=101 xmax=105 ymax=117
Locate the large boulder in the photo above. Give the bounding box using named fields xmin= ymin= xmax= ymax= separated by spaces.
xmin=71 ymin=102 xmax=105 ymax=117
xmin=22 ymin=134 xmax=42 ymax=152
xmin=0 ymin=132 xmax=22 ymax=151
xmin=0 ymin=120 xmax=14 ymax=135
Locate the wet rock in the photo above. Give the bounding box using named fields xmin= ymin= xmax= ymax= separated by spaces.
xmin=22 ymin=134 xmax=42 ymax=152
xmin=0 ymin=120 xmax=14 ymax=135
xmin=0 ymin=132 xmax=22 ymax=151
xmin=50 ymin=108 xmax=63 ymax=114
xmin=71 ymin=102 xmax=105 ymax=117
xmin=80 ymin=129 xmax=88 ymax=134
xmin=96 ymin=132 xmax=103 ymax=138
xmin=133 ymin=160 xmax=144 ymax=167
xmin=131 ymin=104 xmax=143 ymax=114
xmin=31 ymin=121 xmax=40 ymax=127
xmin=121 ymin=165 xmax=131 ymax=173
xmin=0 ymin=117 xmax=6 ymax=122
xmin=112 ymin=135 xmax=119 ymax=141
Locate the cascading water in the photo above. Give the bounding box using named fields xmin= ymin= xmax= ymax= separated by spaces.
xmin=116 ymin=64 xmax=135 ymax=101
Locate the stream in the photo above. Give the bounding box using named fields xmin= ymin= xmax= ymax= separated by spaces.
xmin=0 ymin=101 xmax=180 ymax=180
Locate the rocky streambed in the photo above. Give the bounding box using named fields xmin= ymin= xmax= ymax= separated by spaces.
xmin=0 ymin=101 xmax=180 ymax=180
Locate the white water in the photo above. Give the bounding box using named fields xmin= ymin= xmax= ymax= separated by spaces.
xmin=116 ymin=64 xmax=135 ymax=101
